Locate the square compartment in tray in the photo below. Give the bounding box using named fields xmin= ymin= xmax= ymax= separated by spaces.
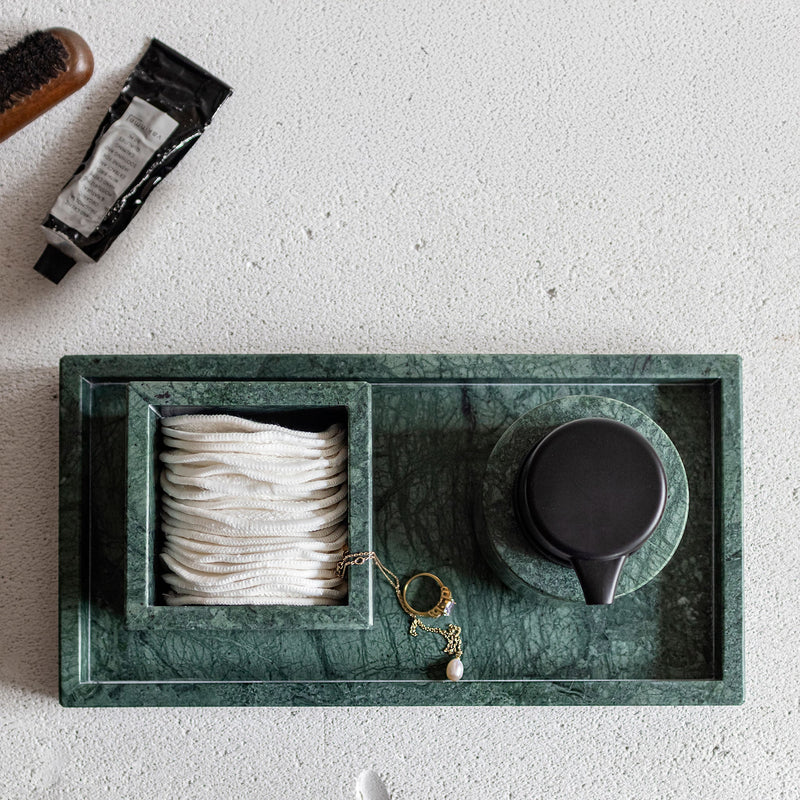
xmin=125 ymin=380 xmax=372 ymax=631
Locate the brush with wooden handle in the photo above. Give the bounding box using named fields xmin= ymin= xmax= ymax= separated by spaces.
xmin=0 ymin=28 xmax=93 ymax=143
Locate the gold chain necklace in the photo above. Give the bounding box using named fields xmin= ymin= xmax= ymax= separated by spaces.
xmin=336 ymin=551 xmax=464 ymax=681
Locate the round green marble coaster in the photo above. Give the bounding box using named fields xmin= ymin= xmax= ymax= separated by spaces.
xmin=480 ymin=395 xmax=689 ymax=602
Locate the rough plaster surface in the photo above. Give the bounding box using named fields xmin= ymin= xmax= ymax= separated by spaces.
xmin=0 ymin=1 xmax=798 ymax=797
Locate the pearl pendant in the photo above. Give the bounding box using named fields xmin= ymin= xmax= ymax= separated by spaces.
xmin=446 ymin=657 xmax=464 ymax=682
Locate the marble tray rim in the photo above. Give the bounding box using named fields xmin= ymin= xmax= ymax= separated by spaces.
xmin=58 ymin=353 xmax=743 ymax=707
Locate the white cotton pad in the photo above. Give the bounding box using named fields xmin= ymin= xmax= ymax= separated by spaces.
xmin=158 ymin=416 xmax=348 ymax=606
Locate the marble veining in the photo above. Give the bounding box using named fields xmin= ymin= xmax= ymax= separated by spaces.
xmin=58 ymin=354 xmax=743 ymax=706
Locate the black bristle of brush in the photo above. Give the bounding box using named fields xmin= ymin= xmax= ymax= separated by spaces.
xmin=0 ymin=31 xmax=68 ymax=112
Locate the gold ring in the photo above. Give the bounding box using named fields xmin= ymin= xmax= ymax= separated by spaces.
xmin=401 ymin=572 xmax=455 ymax=618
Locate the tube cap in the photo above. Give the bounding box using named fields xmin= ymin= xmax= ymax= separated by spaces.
xmin=35 ymin=245 xmax=76 ymax=284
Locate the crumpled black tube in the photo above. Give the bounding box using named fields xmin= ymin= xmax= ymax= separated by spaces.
xmin=35 ymin=39 xmax=232 ymax=283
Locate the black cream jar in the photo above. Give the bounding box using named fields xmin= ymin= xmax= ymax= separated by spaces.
xmin=480 ymin=396 xmax=689 ymax=605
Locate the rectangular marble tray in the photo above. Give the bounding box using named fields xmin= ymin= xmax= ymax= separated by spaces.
xmin=59 ymin=354 xmax=743 ymax=707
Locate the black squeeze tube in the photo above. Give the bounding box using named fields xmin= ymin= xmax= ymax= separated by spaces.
xmin=35 ymin=39 xmax=232 ymax=283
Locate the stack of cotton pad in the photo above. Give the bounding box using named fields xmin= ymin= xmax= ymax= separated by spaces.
xmin=158 ymin=414 xmax=348 ymax=606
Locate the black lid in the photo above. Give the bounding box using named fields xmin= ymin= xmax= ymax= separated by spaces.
xmin=34 ymin=245 xmax=76 ymax=284
xmin=515 ymin=417 xmax=667 ymax=604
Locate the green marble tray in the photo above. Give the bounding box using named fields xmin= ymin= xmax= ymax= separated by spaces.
xmin=59 ymin=354 xmax=743 ymax=707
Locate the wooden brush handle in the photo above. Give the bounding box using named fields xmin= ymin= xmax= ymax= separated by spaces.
xmin=0 ymin=28 xmax=94 ymax=143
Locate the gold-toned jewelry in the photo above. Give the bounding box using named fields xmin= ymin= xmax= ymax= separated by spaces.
xmin=400 ymin=572 xmax=454 ymax=618
xmin=336 ymin=550 xmax=464 ymax=682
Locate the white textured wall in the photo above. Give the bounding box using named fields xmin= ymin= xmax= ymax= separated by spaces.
xmin=1 ymin=1 xmax=798 ymax=797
